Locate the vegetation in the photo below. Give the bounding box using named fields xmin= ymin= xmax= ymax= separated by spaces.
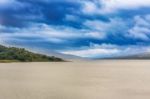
xmin=0 ymin=45 xmax=64 ymax=62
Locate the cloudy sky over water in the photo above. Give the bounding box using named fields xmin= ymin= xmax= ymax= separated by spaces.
xmin=1 ymin=0 xmax=150 ymax=58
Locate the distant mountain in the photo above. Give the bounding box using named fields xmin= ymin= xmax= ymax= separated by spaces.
xmin=100 ymin=52 xmax=150 ymax=60
xmin=0 ymin=45 xmax=64 ymax=62
xmin=117 ymin=52 xmax=150 ymax=59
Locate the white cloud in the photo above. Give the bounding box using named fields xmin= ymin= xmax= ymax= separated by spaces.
xmin=85 ymin=31 xmax=105 ymax=39
xmin=84 ymin=18 xmax=127 ymax=38
xmin=0 ymin=0 xmax=14 ymax=5
xmin=0 ymin=23 xmax=107 ymax=45
xmin=62 ymin=47 xmax=120 ymax=58
xmin=61 ymin=43 xmax=150 ymax=58
xmin=101 ymin=0 xmax=150 ymax=13
xmin=0 ymin=24 xmax=79 ymax=43
xmin=128 ymin=15 xmax=150 ymax=40
xmin=61 ymin=43 xmax=121 ymax=58
xmin=128 ymin=27 xmax=150 ymax=40
xmin=82 ymin=1 xmax=99 ymax=14
xmin=0 ymin=0 xmax=28 ymax=9
xmin=81 ymin=0 xmax=150 ymax=14
xmin=134 ymin=16 xmax=150 ymax=26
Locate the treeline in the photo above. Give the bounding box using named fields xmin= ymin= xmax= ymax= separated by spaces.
xmin=0 ymin=45 xmax=64 ymax=62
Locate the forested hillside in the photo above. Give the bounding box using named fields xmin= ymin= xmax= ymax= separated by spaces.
xmin=0 ymin=45 xmax=64 ymax=62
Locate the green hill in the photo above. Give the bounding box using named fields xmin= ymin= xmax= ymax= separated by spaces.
xmin=0 ymin=45 xmax=64 ymax=62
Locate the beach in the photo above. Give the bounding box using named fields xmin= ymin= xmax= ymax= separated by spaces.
xmin=0 ymin=60 xmax=150 ymax=99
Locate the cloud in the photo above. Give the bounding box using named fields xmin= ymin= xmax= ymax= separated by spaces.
xmin=65 ymin=14 xmax=80 ymax=22
xmin=0 ymin=0 xmax=80 ymax=27
xmin=83 ymin=18 xmax=128 ymax=39
xmin=81 ymin=0 xmax=150 ymax=14
xmin=61 ymin=43 xmax=150 ymax=58
xmin=0 ymin=0 xmax=14 ymax=5
xmin=101 ymin=0 xmax=150 ymax=12
xmin=127 ymin=15 xmax=150 ymax=40
xmin=62 ymin=43 xmax=121 ymax=58
xmin=84 ymin=31 xmax=105 ymax=39
xmin=1 ymin=0 xmax=150 ymax=58
xmin=0 ymin=24 xmax=76 ymax=43
xmin=62 ymin=48 xmax=119 ymax=58
xmin=0 ymin=0 xmax=24 ymax=9
xmin=0 ymin=22 xmax=108 ymax=46
xmin=81 ymin=1 xmax=100 ymax=14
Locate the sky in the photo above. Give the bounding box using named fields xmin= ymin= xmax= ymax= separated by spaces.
xmin=1 ymin=0 xmax=150 ymax=58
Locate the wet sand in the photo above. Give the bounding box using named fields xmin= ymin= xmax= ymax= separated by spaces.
xmin=0 ymin=60 xmax=150 ymax=99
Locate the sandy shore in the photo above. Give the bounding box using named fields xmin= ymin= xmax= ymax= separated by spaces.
xmin=0 ymin=60 xmax=150 ymax=99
